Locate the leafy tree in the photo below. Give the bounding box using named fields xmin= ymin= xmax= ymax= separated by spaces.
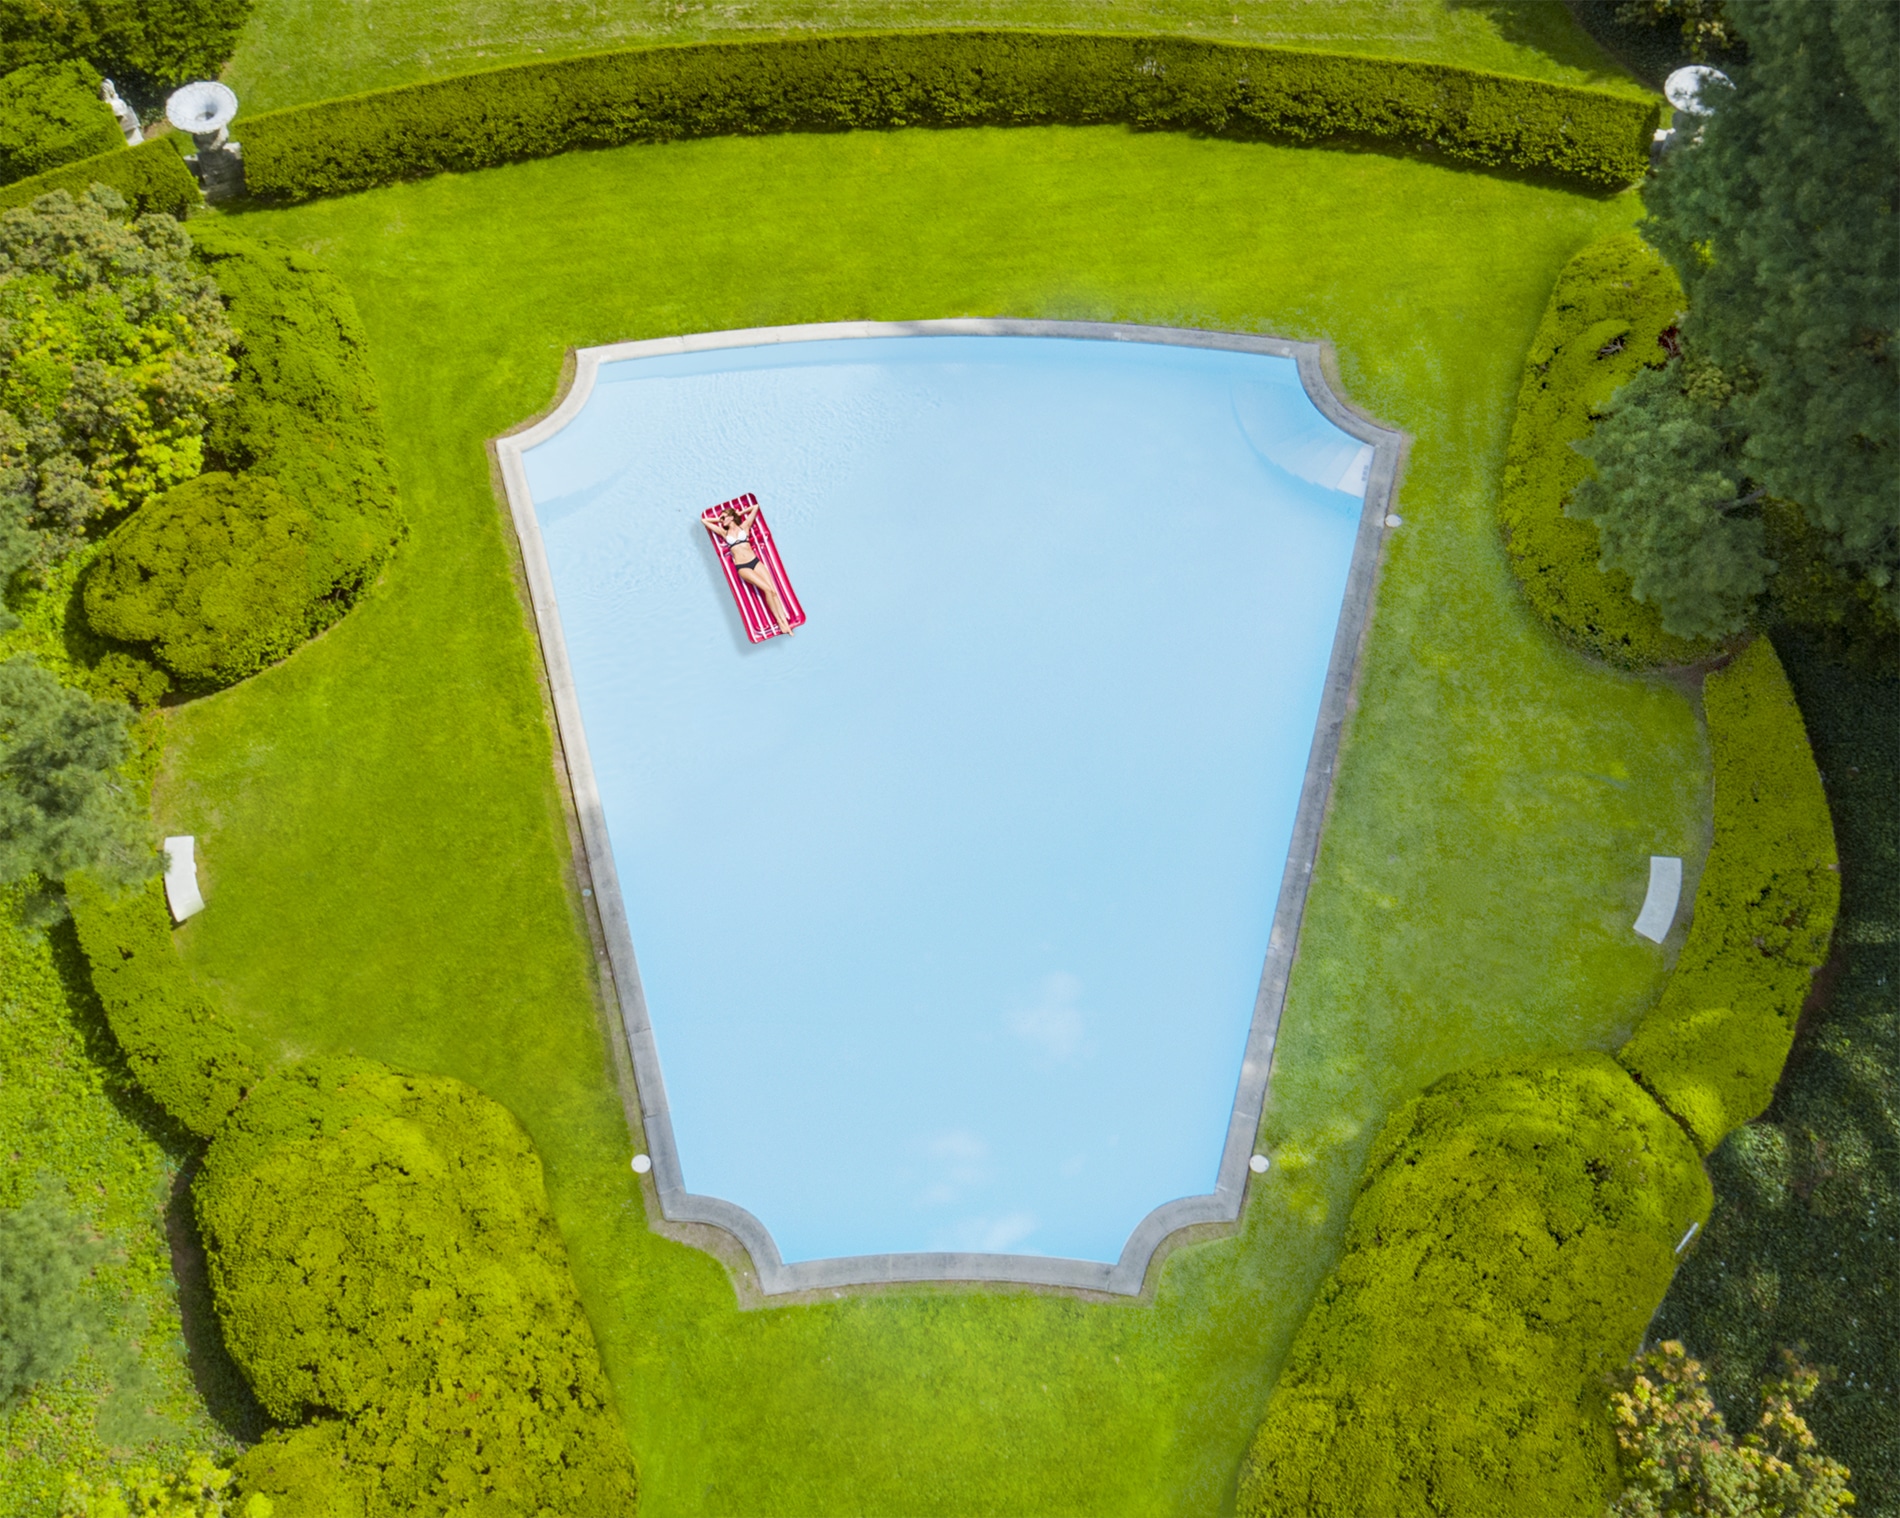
xmin=1610 ymin=1341 xmax=1855 ymax=1516
xmin=60 ymin=1453 xmax=274 ymax=1518
xmin=0 ymin=185 xmax=232 ymax=562
xmin=1630 ymin=0 xmax=1899 ymax=630
xmin=0 ymin=654 xmax=148 ymax=889
xmin=0 ymin=1187 xmax=101 ymax=1408
xmin=0 ymin=0 xmax=254 ymax=93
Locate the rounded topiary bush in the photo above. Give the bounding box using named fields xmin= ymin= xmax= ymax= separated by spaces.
xmin=196 ymin=1057 xmax=639 ymax=1517
xmin=1498 ymin=232 xmax=1711 ymax=668
xmin=0 ymin=61 xmax=121 ymax=187
xmin=83 ymin=472 xmax=329 ymax=687
xmin=81 ymin=224 xmax=404 ymax=689
xmin=1237 ymin=1053 xmax=1711 ymax=1518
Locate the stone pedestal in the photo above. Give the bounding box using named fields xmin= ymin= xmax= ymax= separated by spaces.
xmin=185 ymin=130 xmax=246 ymax=202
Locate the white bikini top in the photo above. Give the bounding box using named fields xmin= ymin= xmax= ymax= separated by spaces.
xmin=723 ymin=527 xmax=751 ymax=547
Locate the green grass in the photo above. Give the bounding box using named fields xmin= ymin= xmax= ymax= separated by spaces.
xmin=222 ymin=0 xmax=1653 ymax=113
xmin=154 ymin=126 xmax=1703 ymax=1513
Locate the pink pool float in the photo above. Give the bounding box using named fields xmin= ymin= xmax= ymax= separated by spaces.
xmin=700 ymin=493 xmax=805 ymax=642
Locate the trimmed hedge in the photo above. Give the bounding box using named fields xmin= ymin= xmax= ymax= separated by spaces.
xmin=1236 ymin=1054 xmax=1710 ymax=1517
xmin=236 ymin=31 xmax=1661 ymax=203
xmin=84 ymin=224 xmax=403 ymax=688
xmin=65 ymin=871 xmax=260 ymax=1139
xmin=1499 ymin=232 xmax=1712 ymax=668
xmin=0 ymin=136 xmax=197 ymax=216
xmin=1618 ymin=639 xmax=1838 ymax=1153
xmin=0 ymin=62 xmax=122 ymax=187
xmin=196 ymin=1057 xmax=640 ymax=1516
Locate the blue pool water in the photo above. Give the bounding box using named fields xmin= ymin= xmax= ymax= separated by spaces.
xmin=522 ymin=335 xmax=1368 ymax=1264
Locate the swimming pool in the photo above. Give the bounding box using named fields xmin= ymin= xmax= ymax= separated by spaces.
xmin=498 ymin=321 xmax=1398 ymax=1294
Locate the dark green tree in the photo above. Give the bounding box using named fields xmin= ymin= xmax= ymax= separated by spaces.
xmin=0 ymin=1188 xmax=100 ymax=1409
xmin=1574 ymin=363 xmax=1773 ymax=639
xmin=0 ymin=0 xmax=254 ymax=93
xmin=0 ymin=654 xmax=148 ymax=889
xmin=1602 ymin=0 xmax=1900 ymax=636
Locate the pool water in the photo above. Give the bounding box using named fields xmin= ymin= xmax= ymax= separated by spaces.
xmin=521 ymin=334 xmax=1368 ymax=1265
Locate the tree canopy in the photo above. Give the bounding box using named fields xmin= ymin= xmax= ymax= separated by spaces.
xmin=1572 ymin=0 xmax=1898 ymax=641
xmin=0 ymin=186 xmax=232 ymax=562
xmin=0 ymin=1188 xmax=100 ymax=1410
xmin=0 ymin=0 xmax=253 ymax=92
xmin=1609 ymin=1341 xmax=1854 ymax=1517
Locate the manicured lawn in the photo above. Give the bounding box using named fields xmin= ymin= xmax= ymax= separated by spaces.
xmin=222 ymin=0 xmax=1651 ymax=112
xmin=156 ymin=127 xmax=1704 ymax=1514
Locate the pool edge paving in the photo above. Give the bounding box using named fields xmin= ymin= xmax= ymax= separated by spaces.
xmin=494 ymin=317 xmax=1406 ymax=1298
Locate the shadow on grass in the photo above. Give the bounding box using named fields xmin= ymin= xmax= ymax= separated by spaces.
xmin=1446 ymin=0 xmax=1655 ymax=88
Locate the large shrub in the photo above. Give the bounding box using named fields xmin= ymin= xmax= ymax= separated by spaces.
xmin=0 ymin=186 xmax=232 ymax=559
xmin=0 ymin=141 xmax=199 ymax=217
xmin=85 ymin=225 xmax=402 ymax=687
xmin=237 ymin=32 xmax=1660 ymax=203
xmin=60 ymin=1451 xmax=275 ymax=1517
xmin=194 ymin=1057 xmax=640 ymax=1516
xmin=1497 ymin=232 xmax=1710 ymax=667
xmin=66 ymin=871 xmax=260 ymax=1138
xmin=1236 ymin=1053 xmax=1711 ymax=1518
xmin=1607 ymin=1341 xmax=1854 ymax=1517
xmin=0 ymin=62 xmax=122 ymax=187
xmin=1618 ymin=638 xmax=1837 ymax=1154
xmin=85 ymin=473 xmax=340 ymax=687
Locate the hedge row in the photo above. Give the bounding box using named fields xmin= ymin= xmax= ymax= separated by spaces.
xmin=197 ymin=1058 xmax=640 ymax=1515
xmin=1237 ymin=1054 xmax=1710 ymax=1517
xmin=235 ymin=31 xmax=1661 ymax=202
xmin=1498 ymin=232 xmax=1711 ymax=668
xmin=65 ymin=872 xmax=259 ymax=1138
xmin=1618 ymin=638 xmax=1838 ymax=1153
xmin=0 ymin=61 xmax=122 ymax=187
xmin=84 ymin=223 xmax=404 ymax=688
xmin=0 ymin=135 xmax=197 ymax=216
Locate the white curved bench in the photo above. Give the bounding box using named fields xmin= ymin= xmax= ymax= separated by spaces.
xmin=163 ymin=836 xmax=206 ymax=922
xmin=1633 ymin=855 xmax=1682 ymax=943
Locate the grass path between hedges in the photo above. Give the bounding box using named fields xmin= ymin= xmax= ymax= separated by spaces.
xmin=157 ymin=128 xmax=1704 ymax=1515
xmin=222 ymin=0 xmax=1653 ymax=113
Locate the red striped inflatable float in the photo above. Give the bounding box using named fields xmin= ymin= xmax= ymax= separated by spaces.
xmin=700 ymin=493 xmax=806 ymax=642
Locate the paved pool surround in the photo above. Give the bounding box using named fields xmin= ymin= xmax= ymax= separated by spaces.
xmin=495 ymin=320 xmax=1404 ymax=1297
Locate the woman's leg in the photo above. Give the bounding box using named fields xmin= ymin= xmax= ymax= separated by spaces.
xmin=739 ymin=565 xmax=794 ymax=635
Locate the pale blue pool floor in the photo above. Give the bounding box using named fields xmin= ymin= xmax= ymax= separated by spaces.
xmin=523 ymin=336 xmax=1365 ymax=1263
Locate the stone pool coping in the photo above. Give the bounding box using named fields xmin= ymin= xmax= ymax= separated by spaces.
xmin=495 ymin=318 xmax=1406 ymax=1298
